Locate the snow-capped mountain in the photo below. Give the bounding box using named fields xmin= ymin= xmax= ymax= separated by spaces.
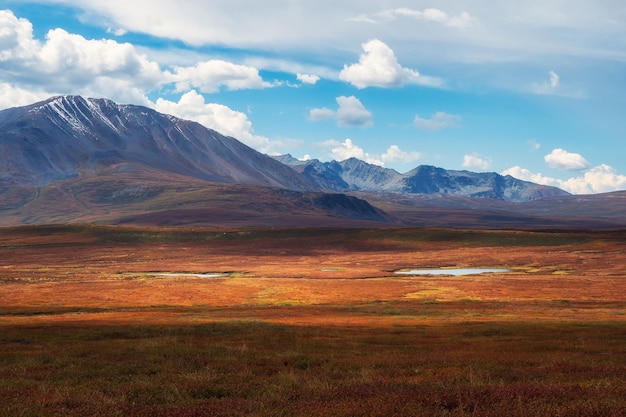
xmin=273 ymin=156 xmax=570 ymax=202
xmin=0 ymin=95 xmax=316 ymax=191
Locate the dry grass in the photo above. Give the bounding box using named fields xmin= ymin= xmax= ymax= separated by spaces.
xmin=0 ymin=225 xmax=625 ymax=416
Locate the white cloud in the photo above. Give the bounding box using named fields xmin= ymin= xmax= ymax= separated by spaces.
xmin=549 ymin=70 xmax=560 ymax=89
xmin=462 ymin=153 xmax=491 ymax=170
xmin=39 ymin=28 xmax=163 ymax=86
xmin=0 ymin=10 xmax=162 ymax=104
xmin=336 ymin=96 xmax=373 ymax=127
xmin=308 ymin=107 xmax=335 ymax=121
xmin=339 ymin=39 xmax=439 ymax=89
xmin=527 ymin=139 xmax=541 ymax=151
xmin=544 ymin=148 xmax=590 ymax=171
xmin=330 ymin=139 xmax=383 ymax=166
xmin=309 ymin=96 xmax=373 ymax=128
xmin=372 ymin=8 xmax=476 ymax=29
xmin=531 ymin=70 xmax=561 ymax=95
xmin=20 ymin=1 xmax=626 ymax=70
xmin=560 ymin=164 xmax=626 ymax=194
xmin=172 ymin=60 xmax=274 ymax=93
xmin=0 ymin=83 xmax=50 ymax=109
xmin=296 ymin=73 xmax=320 ymax=84
xmin=381 ymin=145 xmax=421 ymax=164
xmin=502 ymin=166 xmax=561 ymax=188
xmin=106 ymin=26 xmax=128 ymax=36
xmin=315 ymin=140 xmax=419 ymax=167
xmin=0 ymin=10 xmax=39 ymax=62
xmin=414 ymin=111 xmax=462 ymax=130
xmin=154 ymin=90 xmax=274 ymax=152
xmin=0 ymin=10 xmax=274 ymax=106
xmin=503 ymin=164 xmax=626 ymax=194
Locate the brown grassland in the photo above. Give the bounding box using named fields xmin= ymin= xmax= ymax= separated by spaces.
xmin=0 ymin=225 xmax=625 ymax=416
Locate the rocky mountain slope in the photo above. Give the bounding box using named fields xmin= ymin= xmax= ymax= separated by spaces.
xmin=273 ymin=155 xmax=570 ymax=202
xmin=0 ymin=96 xmax=396 ymax=226
xmin=0 ymin=96 xmax=315 ymax=191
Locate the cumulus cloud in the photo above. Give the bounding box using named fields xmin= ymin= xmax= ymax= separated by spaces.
xmin=309 ymin=96 xmax=373 ymax=128
xmin=0 ymin=10 xmax=162 ymax=104
xmin=560 ymin=164 xmax=626 ymax=194
xmin=336 ymin=96 xmax=373 ymax=127
xmin=544 ymin=148 xmax=590 ymax=171
xmin=0 ymin=83 xmax=50 ymax=109
xmin=339 ymin=39 xmax=440 ymax=89
xmin=503 ymin=164 xmax=626 ymax=194
xmin=308 ymin=108 xmax=334 ymax=122
xmin=330 ymin=139 xmax=383 ymax=166
xmin=0 ymin=10 xmax=39 ymax=62
xmin=0 ymin=10 xmax=274 ymax=106
xmin=381 ymin=145 xmax=421 ymax=165
xmin=462 ymin=153 xmax=491 ymax=170
xmin=40 ymin=28 xmax=162 ymax=86
xmin=296 ymin=73 xmax=320 ymax=84
xmin=154 ymin=90 xmax=275 ymax=152
xmin=322 ymin=139 xmax=420 ymax=167
xmin=414 ymin=111 xmax=462 ymax=131
xmin=172 ymin=60 xmax=274 ymax=93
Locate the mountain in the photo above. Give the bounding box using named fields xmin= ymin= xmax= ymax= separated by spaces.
xmin=273 ymin=155 xmax=569 ymax=202
xmin=0 ymin=95 xmax=315 ymax=191
xmin=2 ymin=95 xmax=623 ymax=229
xmin=0 ymin=96 xmax=396 ymax=226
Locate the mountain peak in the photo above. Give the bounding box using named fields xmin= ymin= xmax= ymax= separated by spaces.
xmin=0 ymin=96 xmax=317 ymax=191
xmin=273 ymin=157 xmax=570 ymax=202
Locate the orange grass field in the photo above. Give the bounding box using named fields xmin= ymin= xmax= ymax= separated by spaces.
xmin=0 ymin=225 xmax=625 ymax=416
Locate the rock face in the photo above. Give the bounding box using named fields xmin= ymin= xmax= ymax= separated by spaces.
xmin=274 ymin=155 xmax=570 ymax=202
xmin=0 ymin=95 xmax=316 ymax=191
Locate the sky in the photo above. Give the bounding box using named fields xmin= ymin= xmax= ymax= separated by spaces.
xmin=0 ymin=1 xmax=625 ymax=194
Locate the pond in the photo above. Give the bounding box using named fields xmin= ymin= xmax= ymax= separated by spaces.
xmin=395 ymin=268 xmax=510 ymax=276
xmin=149 ymin=272 xmax=226 ymax=278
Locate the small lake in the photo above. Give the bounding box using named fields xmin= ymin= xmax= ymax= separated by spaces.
xmin=149 ymin=273 xmax=226 ymax=278
xmin=395 ymin=268 xmax=510 ymax=276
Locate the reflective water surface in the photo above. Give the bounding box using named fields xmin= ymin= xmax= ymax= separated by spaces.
xmin=395 ymin=268 xmax=510 ymax=276
xmin=150 ymin=273 xmax=226 ymax=278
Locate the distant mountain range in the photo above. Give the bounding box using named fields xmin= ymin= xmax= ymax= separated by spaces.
xmin=0 ymin=95 xmax=624 ymax=229
xmin=272 ymin=155 xmax=569 ymax=202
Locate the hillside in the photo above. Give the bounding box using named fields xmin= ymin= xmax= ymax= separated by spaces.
xmin=0 ymin=96 xmax=315 ymax=191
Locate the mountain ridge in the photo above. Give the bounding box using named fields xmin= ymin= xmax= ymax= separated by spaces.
xmin=2 ymin=95 xmax=624 ymax=229
xmin=273 ymin=154 xmax=570 ymax=202
xmin=0 ymin=95 xmax=316 ymax=191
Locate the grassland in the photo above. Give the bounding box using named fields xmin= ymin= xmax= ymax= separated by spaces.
xmin=0 ymin=225 xmax=625 ymax=416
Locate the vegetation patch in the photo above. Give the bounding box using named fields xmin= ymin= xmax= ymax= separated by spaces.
xmin=1 ymin=225 xmax=625 ymax=415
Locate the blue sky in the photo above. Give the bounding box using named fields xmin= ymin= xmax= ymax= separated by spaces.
xmin=1 ymin=0 xmax=625 ymax=193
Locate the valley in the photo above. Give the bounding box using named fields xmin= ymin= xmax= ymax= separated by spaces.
xmin=1 ymin=225 xmax=625 ymax=416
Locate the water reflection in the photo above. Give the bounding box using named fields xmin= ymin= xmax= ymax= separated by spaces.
xmin=395 ymin=268 xmax=510 ymax=276
xmin=150 ymin=273 xmax=225 ymax=278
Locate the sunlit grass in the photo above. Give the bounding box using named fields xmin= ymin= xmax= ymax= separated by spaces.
xmin=1 ymin=225 xmax=625 ymax=415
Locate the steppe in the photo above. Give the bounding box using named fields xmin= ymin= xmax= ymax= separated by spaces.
xmin=1 ymin=225 xmax=625 ymax=416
